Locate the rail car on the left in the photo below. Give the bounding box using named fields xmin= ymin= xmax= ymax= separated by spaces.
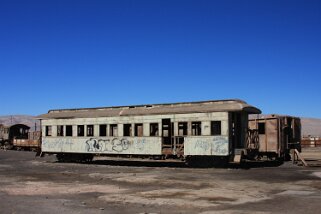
xmin=0 ymin=124 xmax=41 ymax=151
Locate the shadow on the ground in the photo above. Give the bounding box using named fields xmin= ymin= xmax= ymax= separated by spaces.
xmin=90 ymin=159 xmax=187 ymax=168
xmin=76 ymin=158 xmax=286 ymax=169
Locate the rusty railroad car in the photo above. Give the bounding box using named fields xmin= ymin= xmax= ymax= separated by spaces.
xmin=248 ymin=115 xmax=301 ymax=160
xmin=0 ymin=124 xmax=10 ymax=146
xmin=0 ymin=124 xmax=41 ymax=150
xmin=38 ymin=99 xmax=261 ymax=164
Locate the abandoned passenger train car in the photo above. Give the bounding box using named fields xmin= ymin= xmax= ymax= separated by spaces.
xmin=38 ymin=99 xmax=261 ymax=164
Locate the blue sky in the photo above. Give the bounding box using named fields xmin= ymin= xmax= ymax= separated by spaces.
xmin=0 ymin=0 xmax=320 ymax=118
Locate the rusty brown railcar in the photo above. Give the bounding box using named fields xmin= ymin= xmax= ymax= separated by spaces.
xmin=0 ymin=124 xmax=10 ymax=147
xmin=0 ymin=124 xmax=41 ymax=151
xmin=248 ymin=115 xmax=301 ymax=160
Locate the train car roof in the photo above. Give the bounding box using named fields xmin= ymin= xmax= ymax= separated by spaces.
xmin=249 ymin=114 xmax=301 ymax=120
xmin=38 ymin=99 xmax=261 ymax=119
xmin=9 ymin=124 xmax=30 ymax=129
xmin=0 ymin=123 xmax=30 ymax=129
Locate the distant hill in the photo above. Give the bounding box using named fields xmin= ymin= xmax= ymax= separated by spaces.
xmin=301 ymin=118 xmax=321 ymax=137
xmin=1 ymin=115 xmax=321 ymax=137
xmin=0 ymin=115 xmax=40 ymax=131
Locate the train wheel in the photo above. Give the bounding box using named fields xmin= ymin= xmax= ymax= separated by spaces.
xmin=81 ymin=154 xmax=94 ymax=162
xmin=185 ymin=156 xmax=229 ymax=168
xmin=56 ymin=153 xmax=66 ymax=162
xmin=185 ymin=156 xmax=209 ymax=167
xmin=4 ymin=142 xmax=13 ymax=150
xmin=56 ymin=153 xmax=93 ymax=163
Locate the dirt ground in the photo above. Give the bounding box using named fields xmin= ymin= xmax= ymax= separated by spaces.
xmin=0 ymin=149 xmax=320 ymax=214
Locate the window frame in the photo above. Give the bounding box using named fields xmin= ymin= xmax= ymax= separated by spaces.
xmin=178 ymin=122 xmax=188 ymax=136
xmin=66 ymin=125 xmax=73 ymax=137
xmin=258 ymin=122 xmax=265 ymax=135
xmin=211 ymin=121 xmax=222 ymax=136
xmin=110 ymin=124 xmax=118 ymax=137
xmin=77 ymin=125 xmax=85 ymax=137
xmin=45 ymin=126 xmax=52 ymax=136
xmin=57 ymin=125 xmax=64 ymax=137
xmin=150 ymin=123 xmax=159 ymax=136
xmin=123 ymin=124 xmax=132 ymax=137
xmin=99 ymin=124 xmax=107 ymax=137
xmin=134 ymin=123 xmax=144 ymax=137
xmin=87 ymin=125 xmax=94 ymax=137
xmin=191 ymin=121 xmax=202 ymax=136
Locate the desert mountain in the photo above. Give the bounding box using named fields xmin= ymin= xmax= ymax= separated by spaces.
xmin=0 ymin=115 xmax=40 ymax=131
xmin=301 ymin=118 xmax=321 ymax=137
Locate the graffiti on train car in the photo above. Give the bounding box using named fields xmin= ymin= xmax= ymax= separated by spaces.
xmin=212 ymin=136 xmax=229 ymax=154
xmin=86 ymin=138 xmax=129 ymax=152
xmin=85 ymin=138 xmax=148 ymax=153
xmin=42 ymin=138 xmax=73 ymax=150
xmin=185 ymin=136 xmax=229 ymax=156
xmin=194 ymin=140 xmax=210 ymax=151
xmin=42 ymin=137 xmax=160 ymax=154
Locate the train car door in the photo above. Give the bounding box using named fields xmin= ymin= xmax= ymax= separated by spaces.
xmin=162 ymin=119 xmax=173 ymax=155
xmin=230 ymin=112 xmax=242 ymax=149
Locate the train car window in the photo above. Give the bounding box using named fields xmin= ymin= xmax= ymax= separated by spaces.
xmin=110 ymin=124 xmax=118 ymax=137
xmin=57 ymin=125 xmax=64 ymax=136
xmin=162 ymin=125 xmax=169 ymax=137
xmin=99 ymin=124 xmax=107 ymax=137
xmin=258 ymin=122 xmax=265 ymax=135
xmin=123 ymin=124 xmax=132 ymax=136
xmin=66 ymin=125 xmax=73 ymax=136
xmin=178 ymin=122 xmax=188 ymax=136
xmin=294 ymin=119 xmax=301 ymax=139
xmin=45 ymin=126 xmax=52 ymax=136
xmin=78 ymin=125 xmax=85 ymax=136
xmin=134 ymin=124 xmax=143 ymax=137
xmin=292 ymin=119 xmax=297 ymax=139
xmin=211 ymin=121 xmax=221 ymax=135
xmin=87 ymin=125 xmax=94 ymax=137
xmin=3 ymin=127 xmax=7 ymax=134
xmin=191 ymin=122 xmax=202 ymax=136
xmin=150 ymin=123 xmax=159 ymax=136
